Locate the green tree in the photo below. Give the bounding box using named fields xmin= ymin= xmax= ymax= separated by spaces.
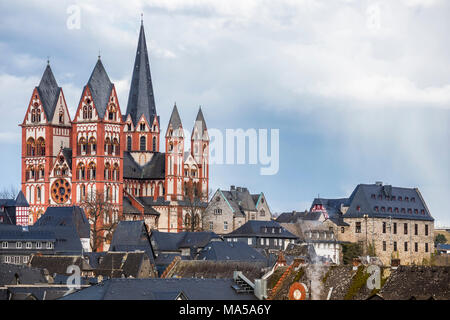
xmin=435 ymin=234 xmax=447 ymax=245
xmin=342 ymin=243 xmax=363 ymax=265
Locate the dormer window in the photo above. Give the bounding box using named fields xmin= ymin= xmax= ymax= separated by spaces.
xmin=371 ymin=194 xmax=376 ymax=199
xmin=127 ymin=124 xmax=132 ymax=131
xmin=374 ymin=206 xmax=379 ymax=212
xmin=411 ymin=197 xmax=415 ymax=202
xmin=356 ymin=206 xmax=361 ymax=212
xmin=140 ymin=123 xmax=146 ymax=131
xmin=399 ymin=196 xmax=402 ymax=201
xmin=405 ymin=197 xmax=409 ymax=202
xmin=59 ymin=110 xmax=64 ymax=124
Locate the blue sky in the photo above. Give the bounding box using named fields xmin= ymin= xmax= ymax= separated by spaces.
xmin=0 ymin=0 xmax=449 ymax=226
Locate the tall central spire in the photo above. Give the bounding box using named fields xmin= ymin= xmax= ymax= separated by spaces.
xmin=126 ymin=22 xmax=157 ymax=125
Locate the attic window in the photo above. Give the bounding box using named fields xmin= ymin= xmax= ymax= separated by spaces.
xmin=127 ymin=124 xmax=132 ymax=131
xmin=356 ymin=206 xmax=361 ymax=212
xmin=391 ymin=196 xmax=396 ymax=201
xmin=401 ymin=208 xmax=406 ymax=213
xmin=398 ymin=196 xmax=403 ymax=201
xmin=371 ymin=194 xmax=376 ymax=199
xmin=388 ymin=207 xmax=392 ymax=213
xmin=405 ymin=197 xmax=409 ymax=202
xmin=411 ymin=197 xmax=415 ymax=202
xmin=394 ymin=208 xmax=399 ymax=213
xmin=381 ymin=207 xmax=385 ymax=212
xmin=414 ymin=209 xmax=418 ymax=214
xmin=374 ymin=206 xmax=379 ymax=212
xmin=421 ymin=209 xmax=425 ymax=214
xmin=408 ymin=208 xmax=412 ymax=214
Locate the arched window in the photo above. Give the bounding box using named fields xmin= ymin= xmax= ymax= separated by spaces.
xmin=127 ymin=136 xmax=132 ymax=151
xmin=169 ymin=143 xmax=173 ymax=152
xmin=88 ymin=137 xmax=97 ymax=154
xmin=112 ymin=163 xmax=119 ymax=181
xmin=113 ymin=138 xmax=119 ymax=155
xmin=36 ymin=187 xmax=41 ymax=202
xmin=59 ymin=109 xmax=64 ymax=124
xmin=38 ymin=165 xmax=45 ymax=179
xmin=108 ymin=105 xmax=116 ymax=121
xmin=26 ymin=165 xmax=35 ymax=181
xmin=78 ymin=137 xmax=87 ymax=154
xmin=77 ymin=163 xmax=85 ymax=180
xmin=36 ymin=138 xmax=45 ymax=156
xmin=36 ymin=108 xmax=41 ymax=122
xmin=140 ymin=123 xmax=145 ymax=131
xmin=31 ymin=108 xmax=36 ymax=123
xmin=83 ymin=106 xmax=88 ymax=119
xmin=104 ymin=163 xmax=111 ymax=180
xmin=152 ymin=136 xmax=157 ymax=151
xmin=88 ymin=106 xmax=93 ymax=119
xmin=88 ymin=162 xmax=96 ymax=180
xmin=26 ymin=138 xmax=35 ymax=156
xmin=104 ymin=137 xmax=111 ymax=154
xmin=80 ymin=184 xmax=86 ymax=200
xmin=140 ymin=136 xmax=146 ymax=151
xmin=61 ymin=164 xmax=68 ymax=176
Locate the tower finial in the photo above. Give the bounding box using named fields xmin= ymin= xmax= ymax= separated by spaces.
xmin=98 ymin=50 xmax=101 ymax=60
xmin=141 ymin=13 xmax=143 ymax=25
xmin=47 ymin=56 xmax=50 ymax=65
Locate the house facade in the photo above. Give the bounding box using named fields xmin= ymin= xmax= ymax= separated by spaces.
xmin=311 ymin=182 xmax=434 ymax=265
xmin=205 ymin=186 xmax=272 ymax=234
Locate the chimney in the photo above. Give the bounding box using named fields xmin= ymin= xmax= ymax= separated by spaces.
xmin=352 ymin=257 xmax=362 ymax=270
xmin=230 ymin=185 xmax=235 ymax=191
xmin=236 ymin=187 xmax=242 ymax=192
xmin=375 ymin=181 xmax=383 ymax=186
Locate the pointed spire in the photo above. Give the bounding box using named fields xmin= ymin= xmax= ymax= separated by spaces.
xmin=126 ymin=22 xmax=157 ymax=126
xmin=192 ymin=106 xmax=207 ymax=140
xmin=168 ymin=103 xmax=182 ymax=130
xmin=86 ymin=58 xmax=113 ymax=119
xmin=37 ymin=63 xmax=60 ymax=120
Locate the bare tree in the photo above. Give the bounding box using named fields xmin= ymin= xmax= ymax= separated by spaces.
xmin=183 ymin=183 xmax=211 ymax=232
xmin=79 ymin=190 xmax=118 ymax=252
xmin=0 ymin=185 xmax=20 ymax=199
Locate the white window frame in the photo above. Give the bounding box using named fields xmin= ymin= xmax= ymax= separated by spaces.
xmin=26 ymin=242 xmax=32 ymax=249
xmin=46 ymin=242 xmax=53 ymax=249
xmin=248 ymin=238 xmax=252 ymax=245
xmin=36 ymin=242 xmax=42 ymax=249
xmin=223 ymin=221 xmax=228 ymax=231
xmin=16 ymin=242 xmax=22 ymax=249
xmin=1 ymin=242 xmax=8 ymax=249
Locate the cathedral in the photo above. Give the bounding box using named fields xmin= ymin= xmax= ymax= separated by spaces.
xmin=20 ymin=21 xmax=210 ymax=235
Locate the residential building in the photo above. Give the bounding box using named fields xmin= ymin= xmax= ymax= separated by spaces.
xmin=197 ymin=241 xmax=268 ymax=264
xmin=205 ymin=186 xmax=272 ymax=234
xmin=0 ymin=191 xmax=30 ymax=226
xmin=310 ymin=182 xmax=434 ymax=265
xmin=222 ymin=220 xmax=297 ymax=251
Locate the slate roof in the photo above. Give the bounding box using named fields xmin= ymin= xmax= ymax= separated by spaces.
xmin=191 ymin=107 xmax=208 ymax=139
xmin=313 ymin=183 xmax=435 ymax=222
xmin=217 ymin=187 xmax=264 ymax=217
xmin=28 ymin=255 xmax=92 ymax=276
xmin=36 ymin=64 xmax=61 ymax=121
xmin=197 ymin=241 xmax=267 ymax=263
xmin=224 ymin=220 xmax=298 ymax=239
xmin=126 ymin=23 xmax=157 ymax=125
xmin=167 ymin=104 xmax=182 ymax=130
xmin=15 ymin=191 xmax=29 ymax=207
xmin=436 ymin=244 xmax=450 ymax=251
xmin=150 ymin=230 xmax=220 ymax=253
xmin=62 ymin=148 xmax=72 ymax=169
xmin=123 ymin=151 xmax=165 ymax=180
xmin=94 ymin=251 xmax=153 ymax=278
xmin=109 ymin=220 xmax=155 ymax=265
xmin=165 ymin=260 xmax=266 ymax=283
xmin=0 ymin=263 xmax=48 ymax=286
xmin=276 ymin=210 xmax=319 ymax=223
xmin=6 ymin=285 xmax=78 ymax=300
xmin=85 ymin=58 xmax=113 ymax=119
xmin=0 ymin=224 xmax=54 ymax=241
xmin=60 ymin=278 xmax=257 ymax=300
xmin=34 ymin=206 xmax=90 ymax=239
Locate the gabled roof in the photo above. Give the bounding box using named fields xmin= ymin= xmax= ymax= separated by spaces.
xmin=197 ymin=241 xmax=267 ymax=263
xmin=109 ymin=220 xmax=155 ymax=265
xmin=94 ymin=251 xmax=155 ymax=278
xmin=60 ymin=278 xmax=257 ymax=300
xmin=15 ymin=191 xmax=29 ymax=207
xmin=62 ymin=148 xmax=73 ymax=169
xmin=29 ymin=255 xmax=93 ymax=276
xmin=126 ymin=23 xmax=157 ymax=125
xmin=123 ymin=151 xmax=165 ymax=180
xmin=191 ymin=107 xmax=208 ymax=140
xmin=224 ymin=220 xmax=298 ymax=239
xmin=0 ymin=263 xmax=49 ymax=286
xmin=86 ymin=58 xmax=113 ymax=119
xmin=218 ymin=186 xmax=261 ymax=216
xmin=36 ymin=64 xmax=61 ymax=121
xmin=150 ymin=230 xmax=220 ymax=253
xmin=34 ymin=206 xmax=90 ymax=239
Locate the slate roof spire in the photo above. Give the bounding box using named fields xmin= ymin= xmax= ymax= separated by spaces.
xmin=126 ymin=22 xmax=157 ymax=126
xmin=86 ymin=58 xmax=113 ymax=119
xmin=37 ymin=63 xmax=61 ymax=121
xmin=168 ymin=103 xmax=182 ymax=130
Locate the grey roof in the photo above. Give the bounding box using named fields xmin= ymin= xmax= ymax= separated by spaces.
xmin=150 ymin=230 xmax=220 ymax=253
xmin=224 ymin=220 xmax=298 ymax=239
xmin=197 ymin=241 xmax=267 ymax=263
xmin=437 ymin=244 xmax=450 ymax=250
xmin=218 ymin=187 xmax=262 ymax=216
xmin=36 ymin=64 xmax=61 ymax=121
xmin=109 ymin=220 xmax=155 ymax=265
xmin=62 ymin=148 xmax=72 ymax=169
xmin=15 ymin=191 xmax=29 ymax=207
xmin=29 ymin=255 xmax=92 ymax=276
xmin=34 ymin=206 xmax=90 ymax=239
xmin=60 ymin=278 xmax=257 ymax=300
xmin=315 ymin=183 xmax=435 ymax=222
xmin=167 ymin=104 xmax=182 ymax=130
xmin=123 ymin=151 xmax=165 ymax=180
xmin=86 ymin=58 xmax=113 ymax=119
xmin=0 ymin=263 xmax=48 ymax=286
xmin=192 ymin=107 xmax=208 ymax=139
xmin=126 ymin=23 xmax=157 ymax=125
xmin=0 ymin=224 xmax=55 ymax=241
xmin=94 ymin=251 xmax=153 ymax=278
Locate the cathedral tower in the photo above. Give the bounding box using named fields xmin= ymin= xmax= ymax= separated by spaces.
xmin=20 ymin=63 xmax=72 ymax=223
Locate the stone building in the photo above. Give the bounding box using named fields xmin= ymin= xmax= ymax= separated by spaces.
xmin=310 ymin=182 xmax=434 ymax=265
xmin=205 ymin=186 xmax=272 ymax=234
